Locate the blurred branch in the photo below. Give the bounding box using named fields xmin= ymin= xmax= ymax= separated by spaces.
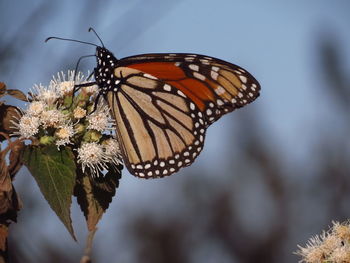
xmin=80 ymin=228 xmax=97 ymax=263
xmin=319 ymin=34 xmax=350 ymax=108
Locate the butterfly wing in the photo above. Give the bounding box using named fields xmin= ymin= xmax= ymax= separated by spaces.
xmin=118 ymin=53 xmax=260 ymax=125
xmin=107 ymin=53 xmax=260 ymax=178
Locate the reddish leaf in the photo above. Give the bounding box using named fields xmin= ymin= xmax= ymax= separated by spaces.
xmin=0 ymin=105 xmax=21 ymax=141
xmin=8 ymin=141 xmax=25 ymax=178
xmin=0 ymin=151 xmax=21 ymax=222
xmin=6 ymin=89 xmax=28 ymax=102
xmin=0 ymin=82 xmax=6 ymax=98
xmin=0 ymin=225 xmax=8 ymax=252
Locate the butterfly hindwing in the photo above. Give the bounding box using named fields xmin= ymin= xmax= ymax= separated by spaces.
xmin=106 ymin=67 xmax=207 ymax=178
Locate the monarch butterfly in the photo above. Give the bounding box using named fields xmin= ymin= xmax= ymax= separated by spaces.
xmin=47 ymin=28 xmax=260 ymax=179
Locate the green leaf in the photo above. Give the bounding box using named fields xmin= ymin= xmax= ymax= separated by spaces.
xmin=74 ymin=164 xmax=122 ymax=231
xmin=23 ymin=145 xmax=77 ymax=240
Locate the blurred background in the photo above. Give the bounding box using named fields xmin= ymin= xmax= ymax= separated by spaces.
xmin=1 ymin=0 xmax=350 ymax=262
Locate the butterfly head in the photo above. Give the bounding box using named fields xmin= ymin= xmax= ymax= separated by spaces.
xmin=94 ymin=47 xmax=120 ymax=95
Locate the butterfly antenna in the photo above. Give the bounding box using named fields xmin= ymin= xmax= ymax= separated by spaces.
xmin=45 ymin=37 xmax=98 ymax=47
xmin=88 ymin=27 xmax=105 ymax=47
xmin=73 ymin=54 xmax=96 ymax=92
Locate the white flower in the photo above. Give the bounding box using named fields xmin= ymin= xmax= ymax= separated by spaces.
xmin=73 ymin=106 xmax=87 ymax=119
xmin=50 ymin=70 xmax=75 ymax=96
xmin=13 ymin=114 xmax=40 ymax=138
xmin=82 ymin=84 xmax=99 ymax=95
xmin=329 ymin=243 xmax=350 ymax=262
xmin=86 ymin=104 xmax=112 ymax=132
xmin=31 ymin=84 xmax=59 ymax=105
xmin=55 ymin=124 xmax=75 ymax=147
xmin=50 ymin=70 xmax=96 ymax=96
xmin=40 ymin=109 xmax=66 ymax=128
xmin=26 ymin=101 xmax=47 ymax=116
xmin=77 ymin=142 xmax=109 ymax=177
xmin=103 ymin=138 xmax=123 ymax=166
xmin=296 ymin=221 xmax=350 ymax=263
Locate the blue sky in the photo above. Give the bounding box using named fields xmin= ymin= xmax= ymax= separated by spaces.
xmin=2 ymin=0 xmax=350 ymax=262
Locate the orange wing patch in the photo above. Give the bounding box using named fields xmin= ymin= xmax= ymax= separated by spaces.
xmin=128 ymin=62 xmax=186 ymax=79
xmin=128 ymin=62 xmax=216 ymax=111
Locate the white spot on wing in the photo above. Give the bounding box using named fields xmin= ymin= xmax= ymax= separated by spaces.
xmin=177 ymin=90 xmax=186 ymax=97
xmin=200 ymin=59 xmax=210 ymax=65
xmin=217 ymin=99 xmax=224 ymax=106
xmin=193 ymin=72 xmax=206 ymax=81
xmin=211 ymin=71 xmax=219 ymax=80
xmin=215 ymin=86 xmax=225 ymax=95
xmin=185 ymin=57 xmax=195 ymax=62
xmin=189 ymin=64 xmax=199 ymax=71
xmin=239 ymin=75 xmax=247 ymax=83
xmin=144 ymin=73 xmax=158 ymax=80
xmin=163 ymin=84 xmax=172 ymax=91
xmin=190 ymin=103 xmax=195 ymax=110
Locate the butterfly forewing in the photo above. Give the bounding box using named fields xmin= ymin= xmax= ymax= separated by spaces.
xmin=118 ymin=53 xmax=260 ymax=125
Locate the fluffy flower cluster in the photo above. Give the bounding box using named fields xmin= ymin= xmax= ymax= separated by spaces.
xmin=12 ymin=70 xmax=123 ymax=177
xmin=296 ymin=220 xmax=350 ymax=263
